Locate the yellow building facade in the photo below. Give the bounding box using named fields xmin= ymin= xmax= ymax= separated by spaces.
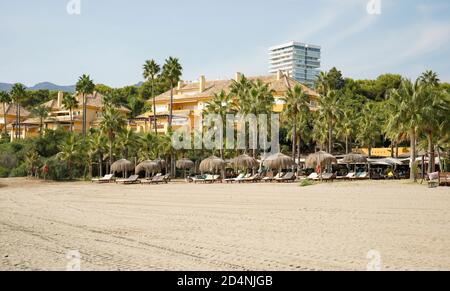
xmin=9 ymin=91 xmax=130 ymax=139
xmin=0 ymin=104 xmax=30 ymax=138
xmin=130 ymin=72 xmax=320 ymax=134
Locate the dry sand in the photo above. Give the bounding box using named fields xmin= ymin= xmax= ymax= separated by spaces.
xmin=0 ymin=178 xmax=449 ymax=271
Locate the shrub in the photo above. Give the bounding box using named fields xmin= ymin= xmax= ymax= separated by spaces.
xmin=299 ymin=180 xmax=314 ymax=187
xmin=9 ymin=163 xmax=28 ymax=177
xmin=0 ymin=166 xmax=10 ymax=178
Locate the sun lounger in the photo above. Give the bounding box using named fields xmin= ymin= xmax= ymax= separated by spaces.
xmin=261 ymin=172 xmax=274 ymax=183
xmin=352 ymin=172 xmax=368 ymax=180
xmin=143 ymin=174 xmax=171 ymax=184
xmin=321 ymin=173 xmax=336 ymax=182
xmin=192 ymin=175 xmax=207 ymax=184
xmin=205 ymin=175 xmax=221 ymax=183
xmin=307 ymin=172 xmax=319 ymax=181
xmin=225 ymin=173 xmax=245 ymax=183
xmin=242 ymin=174 xmax=261 ymax=183
xmin=264 ymin=172 xmax=284 ymax=183
xmin=337 ymin=172 xmax=355 ymax=180
xmin=427 ymin=172 xmax=440 ymax=188
xmin=275 ymin=172 xmax=296 ymax=183
xmin=116 ymin=175 xmax=141 ymax=185
xmin=92 ymin=174 xmax=115 ymax=183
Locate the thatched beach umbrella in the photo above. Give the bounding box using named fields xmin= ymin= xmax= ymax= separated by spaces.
xmin=305 ymin=151 xmax=337 ymax=170
xmin=154 ymin=158 xmax=167 ymax=171
xmin=231 ymin=154 xmax=259 ymax=170
xmin=262 ymin=153 xmax=295 ymax=170
xmin=135 ymin=160 xmax=161 ymax=178
xmin=111 ymin=159 xmax=134 ymax=178
xmin=199 ymin=156 xmax=225 ymax=174
xmin=342 ymin=153 xmax=367 ymax=164
xmin=176 ymin=158 xmax=195 ymax=178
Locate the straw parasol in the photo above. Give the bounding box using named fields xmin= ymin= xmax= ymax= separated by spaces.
xmin=231 ymin=154 xmax=259 ymax=170
xmin=177 ymin=158 xmax=195 ymax=178
xmin=154 ymin=158 xmax=167 ymax=169
xmin=342 ymin=153 xmax=367 ymax=164
xmin=111 ymin=159 xmax=134 ymax=178
xmin=262 ymin=153 xmax=295 ymax=170
xmin=305 ymin=151 xmax=337 ymax=169
xmin=135 ymin=160 xmax=161 ymax=178
xmin=176 ymin=158 xmax=194 ymax=170
xmin=199 ymin=156 xmax=225 ymax=173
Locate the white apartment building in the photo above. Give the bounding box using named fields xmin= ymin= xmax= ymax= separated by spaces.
xmin=269 ymin=41 xmax=321 ymax=87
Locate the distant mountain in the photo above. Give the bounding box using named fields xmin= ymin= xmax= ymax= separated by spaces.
xmin=28 ymin=82 xmax=76 ymax=93
xmin=0 ymin=82 xmax=75 ymax=93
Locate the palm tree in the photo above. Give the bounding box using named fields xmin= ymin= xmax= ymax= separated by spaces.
xmin=315 ymin=71 xmax=329 ymax=94
xmin=62 ymin=94 xmax=79 ymax=132
xmin=0 ymin=91 xmax=11 ymax=136
xmin=87 ymin=132 xmax=107 ymax=177
xmin=31 ymin=105 xmax=49 ymax=136
xmin=10 ymin=83 xmax=26 ymax=139
xmin=99 ymin=103 xmax=126 ymax=174
xmin=282 ymin=85 xmax=310 ymax=161
xmin=25 ymin=150 xmax=40 ymax=178
xmin=57 ymin=134 xmax=81 ymax=179
xmin=318 ymin=90 xmax=342 ymax=154
xmin=312 ymin=113 xmax=328 ymax=152
xmin=117 ymin=128 xmax=140 ymax=160
xmin=76 ymin=74 xmax=95 ymax=137
xmin=387 ymin=79 xmax=427 ymax=181
xmin=139 ymin=132 xmax=158 ymax=161
xmin=143 ymin=59 xmax=161 ymax=134
xmin=419 ymin=70 xmax=440 ymax=87
xmin=356 ymin=102 xmax=382 ymax=158
xmin=204 ymin=90 xmax=234 ymax=158
xmin=162 ymin=57 xmax=182 ymax=130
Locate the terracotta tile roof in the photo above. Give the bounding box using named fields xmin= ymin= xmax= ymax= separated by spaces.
xmin=2 ymin=103 xmax=30 ymax=117
xmin=154 ymin=74 xmax=319 ymax=103
xmin=43 ymin=92 xmax=131 ymax=113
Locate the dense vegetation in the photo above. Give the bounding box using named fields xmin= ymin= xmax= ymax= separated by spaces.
xmin=0 ymin=59 xmax=449 ymax=180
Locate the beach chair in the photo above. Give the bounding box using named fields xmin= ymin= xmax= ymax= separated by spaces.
xmin=321 ymin=173 xmax=336 ymax=182
xmin=92 ymin=174 xmax=115 ymax=184
xmin=352 ymin=172 xmax=368 ymax=180
xmin=225 ymin=173 xmax=245 ymax=183
xmin=242 ymin=173 xmax=261 ymax=183
xmin=427 ymin=172 xmax=440 ymax=188
xmin=337 ymin=172 xmax=355 ymax=180
xmin=116 ymin=175 xmax=141 ymax=185
xmin=307 ymin=172 xmax=319 ymax=181
xmin=275 ymin=172 xmax=296 ymax=183
xmin=266 ymin=172 xmax=284 ymax=183
xmin=261 ymin=172 xmax=274 ymax=183
xmin=192 ymin=175 xmax=207 ymax=184
xmin=204 ymin=175 xmax=221 ymax=183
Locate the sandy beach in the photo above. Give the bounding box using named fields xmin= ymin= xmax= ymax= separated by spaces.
xmin=0 ymin=178 xmax=449 ymax=271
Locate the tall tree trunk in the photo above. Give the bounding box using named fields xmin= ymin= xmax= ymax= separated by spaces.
xmin=297 ymin=133 xmax=301 ymax=173
xmin=169 ymin=82 xmax=173 ymax=130
xmin=292 ymin=121 xmax=296 ymax=161
xmin=390 ymin=141 xmax=394 ymax=158
xmin=109 ymin=136 xmax=113 ymax=174
xmin=395 ymin=139 xmax=399 ymax=158
xmin=427 ymin=131 xmax=435 ymax=173
xmin=99 ymin=156 xmax=103 ymax=177
xmin=345 ymin=136 xmax=349 ymax=154
xmin=82 ymin=94 xmax=87 ymax=137
xmin=152 ymin=81 xmax=157 ymax=135
xmin=328 ymin=120 xmax=333 ymax=154
xmin=410 ymin=129 xmax=417 ymax=181
xmin=2 ymin=103 xmax=6 ymax=136
xmin=70 ymin=109 xmax=73 ymax=132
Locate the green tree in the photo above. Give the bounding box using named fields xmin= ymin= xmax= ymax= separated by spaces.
xmin=62 ymin=94 xmax=79 ymax=132
xmin=420 ymin=70 xmax=440 ymax=87
xmin=117 ymin=128 xmax=140 ymax=160
xmin=162 ymin=57 xmax=183 ymax=130
xmin=356 ymin=102 xmax=382 ymax=158
xmin=100 ymin=103 xmax=126 ymax=173
xmin=10 ymin=83 xmax=27 ymax=139
xmin=318 ymin=90 xmax=342 ymax=154
xmin=282 ymin=85 xmax=310 ymax=160
xmin=0 ymin=91 xmax=11 ymax=136
xmin=87 ymin=132 xmax=108 ymax=178
xmin=31 ymin=105 xmax=49 ymax=136
xmin=57 ymin=134 xmax=82 ymax=179
xmin=75 ymin=74 xmax=95 ymax=137
xmin=143 ymin=59 xmax=161 ymax=134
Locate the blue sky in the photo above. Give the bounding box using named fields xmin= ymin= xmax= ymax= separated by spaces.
xmin=1 ymin=0 xmax=449 ymax=87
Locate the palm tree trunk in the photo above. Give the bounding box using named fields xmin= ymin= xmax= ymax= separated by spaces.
xmin=328 ymin=120 xmax=332 ymax=154
xmin=152 ymin=81 xmax=157 ymax=135
xmin=2 ymin=103 xmax=7 ymax=136
xmin=292 ymin=122 xmax=296 ymax=161
xmin=427 ymin=131 xmax=435 ymax=173
xmin=99 ymin=156 xmax=103 ymax=177
xmin=395 ymin=139 xmax=399 ymax=158
xmin=410 ymin=129 xmax=417 ymax=181
xmin=70 ymin=109 xmax=73 ymax=132
xmin=82 ymin=93 xmax=86 ymax=137
xmin=39 ymin=117 xmax=43 ymax=136
xmin=390 ymin=141 xmax=394 ymax=158
xmin=345 ymin=136 xmax=349 ymax=154
xmin=109 ymin=136 xmax=113 ymax=174
xmin=169 ymin=82 xmax=173 ymax=129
